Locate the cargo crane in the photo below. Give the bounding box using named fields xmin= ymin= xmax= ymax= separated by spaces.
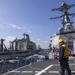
xmin=0 ymin=38 xmax=7 ymax=51
xmin=50 ymin=1 xmax=75 ymax=54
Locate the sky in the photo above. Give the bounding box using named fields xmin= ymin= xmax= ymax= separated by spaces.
xmin=0 ymin=0 xmax=75 ymax=49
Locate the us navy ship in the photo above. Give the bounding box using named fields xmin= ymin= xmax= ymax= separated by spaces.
xmin=0 ymin=33 xmax=39 ymax=60
xmin=50 ymin=1 xmax=75 ymax=54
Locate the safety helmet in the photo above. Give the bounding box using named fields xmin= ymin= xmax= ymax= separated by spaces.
xmin=58 ymin=39 xmax=64 ymax=43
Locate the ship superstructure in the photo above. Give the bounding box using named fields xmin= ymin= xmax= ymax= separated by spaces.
xmin=0 ymin=33 xmax=36 ymax=51
xmin=0 ymin=33 xmax=37 ymax=60
xmin=9 ymin=33 xmax=36 ymax=51
xmin=50 ymin=1 xmax=75 ymax=52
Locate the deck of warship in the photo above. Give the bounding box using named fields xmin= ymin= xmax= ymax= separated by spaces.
xmin=2 ymin=58 xmax=75 ymax=75
xmin=1 ymin=1 xmax=75 ymax=75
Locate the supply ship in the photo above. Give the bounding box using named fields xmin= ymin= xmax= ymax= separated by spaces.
xmin=0 ymin=33 xmax=40 ymax=60
xmin=0 ymin=1 xmax=75 ymax=75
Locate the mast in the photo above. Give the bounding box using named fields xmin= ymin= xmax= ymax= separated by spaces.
xmin=50 ymin=1 xmax=75 ymax=31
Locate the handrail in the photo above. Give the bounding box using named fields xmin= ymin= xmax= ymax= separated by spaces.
xmin=0 ymin=59 xmax=7 ymax=75
xmin=0 ymin=54 xmax=43 ymax=75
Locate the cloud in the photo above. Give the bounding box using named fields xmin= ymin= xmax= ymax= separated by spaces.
xmin=36 ymin=38 xmax=41 ymax=41
xmin=28 ymin=30 xmax=32 ymax=33
xmin=4 ymin=36 xmax=16 ymax=48
xmin=8 ymin=24 xmax=33 ymax=33
xmin=42 ymin=41 xmax=48 ymax=43
xmin=0 ymin=21 xmax=26 ymax=30
xmin=8 ymin=24 xmax=26 ymax=29
xmin=35 ymin=39 xmax=50 ymax=49
xmin=0 ymin=21 xmax=33 ymax=34
xmin=5 ymin=36 xmax=16 ymax=41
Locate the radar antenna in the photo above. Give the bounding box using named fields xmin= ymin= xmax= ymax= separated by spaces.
xmin=50 ymin=1 xmax=75 ymax=31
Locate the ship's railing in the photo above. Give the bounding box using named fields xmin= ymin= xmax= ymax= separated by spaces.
xmin=0 ymin=54 xmax=44 ymax=75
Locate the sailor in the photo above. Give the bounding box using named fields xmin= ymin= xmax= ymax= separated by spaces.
xmin=58 ymin=39 xmax=71 ymax=75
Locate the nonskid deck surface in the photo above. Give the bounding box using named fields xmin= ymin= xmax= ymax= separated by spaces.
xmin=2 ymin=59 xmax=75 ymax=75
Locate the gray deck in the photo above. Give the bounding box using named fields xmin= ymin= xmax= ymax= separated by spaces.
xmin=2 ymin=59 xmax=75 ymax=75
